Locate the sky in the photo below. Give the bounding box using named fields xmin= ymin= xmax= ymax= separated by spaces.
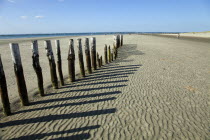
xmin=0 ymin=0 xmax=210 ymax=34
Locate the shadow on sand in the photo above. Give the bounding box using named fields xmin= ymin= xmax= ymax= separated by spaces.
xmin=10 ymin=125 xmax=100 ymax=140
xmin=0 ymin=44 xmax=143 ymax=140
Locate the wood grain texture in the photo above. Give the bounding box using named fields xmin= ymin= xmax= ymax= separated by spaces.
xmin=10 ymin=43 xmax=29 ymax=106
xmin=45 ymin=40 xmax=58 ymax=89
xmin=32 ymin=40 xmax=44 ymax=96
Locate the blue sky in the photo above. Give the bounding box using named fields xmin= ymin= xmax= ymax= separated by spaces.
xmin=0 ymin=0 xmax=210 ymax=34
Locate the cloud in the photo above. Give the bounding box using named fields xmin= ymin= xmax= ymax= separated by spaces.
xmin=20 ymin=16 xmax=27 ymax=19
xmin=35 ymin=16 xmax=44 ymax=19
xmin=7 ymin=0 xmax=15 ymax=3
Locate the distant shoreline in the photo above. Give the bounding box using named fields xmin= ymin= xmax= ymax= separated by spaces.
xmin=0 ymin=31 xmax=209 ymax=45
xmin=0 ymin=32 xmax=182 ymax=40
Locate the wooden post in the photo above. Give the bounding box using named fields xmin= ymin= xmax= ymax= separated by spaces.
xmin=68 ymin=39 xmax=75 ymax=82
xmin=31 ymin=40 xmax=44 ymax=96
xmin=114 ymin=35 xmax=118 ymax=48
xmin=108 ymin=45 xmax=111 ymax=63
xmin=77 ymin=39 xmax=85 ymax=77
xmin=10 ymin=43 xmax=29 ymax=106
xmin=91 ymin=37 xmax=97 ymax=70
xmin=84 ymin=38 xmax=92 ymax=74
xmin=0 ymin=55 xmax=11 ymax=116
xmin=104 ymin=44 xmax=108 ymax=64
xmin=111 ymin=47 xmax=114 ymax=61
xmin=111 ymin=52 xmax=113 ymax=61
xmin=113 ymin=35 xmax=118 ymax=58
xmin=45 ymin=40 xmax=58 ymax=89
xmin=120 ymin=34 xmax=123 ymax=46
xmin=114 ymin=35 xmax=117 ymax=48
xmin=113 ymin=45 xmax=117 ymax=60
xmin=55 ymin=40 xmax=64 ymax=86
xmin=117 ymin=35 xmax=120 ymax=48
xmin=100 ymin=56 xmax=103 ymax=66
xmin=97 ymin=52 xmax=101 ymax=68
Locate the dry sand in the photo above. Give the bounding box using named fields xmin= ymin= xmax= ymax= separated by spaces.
xmin=157 ymin=31 xmax=210 ymax=41
xmin=0 ymin=34 xmax=209 ymax=139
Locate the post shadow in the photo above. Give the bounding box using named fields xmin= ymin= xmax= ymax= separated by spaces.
xmin=0 ymin=108 xmax=116 ymax=128
xmin=61 ymin=80 xmax=128 ymax=89
xmin=16 ymin=97 xmax=116 ymax=114
xmin=51 ymin=133 xmax=91 ymax=140
xmin=32 ymin=91 xmax=121 ymax=105
xmin=10 ymin=125 xmax=100 ymax=140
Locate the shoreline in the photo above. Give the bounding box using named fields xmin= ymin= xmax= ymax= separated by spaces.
xmin=0 ymin=35 xmax=95 ymax=45
xmin=1 ymin=32 xmax=209 ymax=45
xmin=0 ymin=33 xmax=131 ymax=45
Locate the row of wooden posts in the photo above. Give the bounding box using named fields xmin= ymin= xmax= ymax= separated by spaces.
xmin=0 ymin=34 xmax=123 ymax=116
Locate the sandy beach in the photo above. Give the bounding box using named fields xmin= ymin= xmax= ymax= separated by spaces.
xmin=0 ymin=35 xmax=114 ymax=111
xmin=0 ymin=34 xmax=209 ymax=139
xmin=157 ymin=31 xmax=210 ymax=43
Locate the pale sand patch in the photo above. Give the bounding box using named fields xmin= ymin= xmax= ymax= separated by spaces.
xmin=185 ymin=86 xmax=196 ymax=93
xmin=158 ymin=31 xmax=210 ymax=38
xmin=0 ymin=35 xmax=209 ymax=139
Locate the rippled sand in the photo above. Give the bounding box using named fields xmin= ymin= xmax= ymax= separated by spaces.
xmin=0 ymin=35 xmax=209 ymax=139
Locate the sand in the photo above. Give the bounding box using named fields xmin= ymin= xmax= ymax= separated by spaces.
xmin=157 ymin=31 xmax=210 ymax=41
xmin=0 ymin=34 xmax=209 ymax=139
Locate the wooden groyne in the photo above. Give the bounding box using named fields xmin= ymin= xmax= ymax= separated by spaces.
xmin=0 ymin=34 xmax=123 ymax=116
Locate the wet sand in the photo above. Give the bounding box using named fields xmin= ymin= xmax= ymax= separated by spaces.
xmin=0 ymin=35 xmax=209 ymax=139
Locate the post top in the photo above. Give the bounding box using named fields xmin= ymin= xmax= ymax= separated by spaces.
xmin=9 ymin=43 xmax=19 ymax=47
xmin=32 ymin=40 xmax=38 ymax=43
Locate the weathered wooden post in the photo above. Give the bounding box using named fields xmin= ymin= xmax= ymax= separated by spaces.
xmin=45 ymin=40 xmax=58 ymax=89
xmin=115 ymin=45 xmax=118 ymax=59
xmin=100 ymin=56 xmax=103 ymax=66
xmin=85 ymin=38 xmax=92 ymax=74
xmin=117 ymin=35 xmax=120 ymax=48
xmin=31 ymin=40 xmax=44 ymax=96
xmin=108 ymin=45 xmax=111 ymax=63
xmin=68 ymin=39 xmax=75 ymax=82
xmin=104 ymin=45 xmax=108 ymax=64
xmin=120 ymin=34 xmax=123 ymax=46
xmin=113 ymin=35 xmax=118 ymax=58
xmin=0 ymin=55 xmax=11 ymax=116
xmin=77 ymin=38 xmax=85 ymax=77
xmin=91 ymin=37 xmax=97 ymax=70
xmin=55 ymin=40 xmax=64 ymax=86
xmin=111 ymin=48 xmax=114 ymax=61
xmin=10 ymin=43 xmax=29 ymax=106
xmin=97 ymin=52 xmax=101 ymax=68
xmin=114 ymin=35 xmax=117 ymax=47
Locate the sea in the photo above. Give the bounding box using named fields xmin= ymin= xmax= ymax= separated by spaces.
xmin=0 ymin=32 xmax=180 ymax=40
